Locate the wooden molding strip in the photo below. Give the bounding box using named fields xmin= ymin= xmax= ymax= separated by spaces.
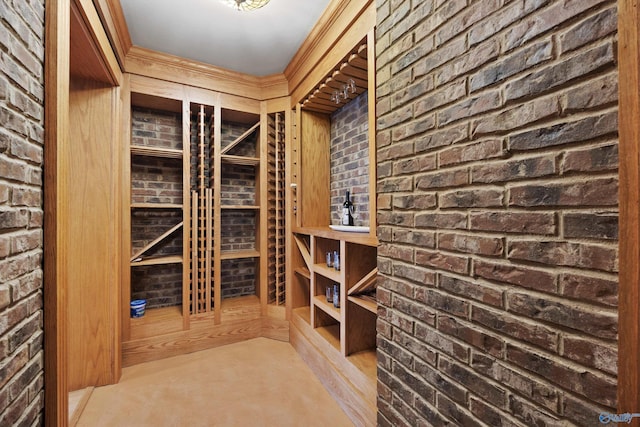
xmin=95 ymin=0 xmax=132 ymax=67
xmin=125 ymin=46 xmax=288 ymax=101
xmin=617 ymin=0 xmax=640 ymax=414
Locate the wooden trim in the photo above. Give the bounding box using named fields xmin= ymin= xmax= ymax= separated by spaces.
xmin=260 ymin=102 xmax=269 ymax=315
xmin=95 ymin=0 xmax=132 ymax=66
xmin=125 ymin=46 xmax=289 ymax=101
xmin=213 ymin=103 xmax=223 ymax=324
xmin=73 ymin=0 xmax=122 ymax=84
xmin=617 ymin=0 xmax=640 ymax=416
xmin=366 ymin=29 xmax=377 ymax=240
xmin=286 ymin=0 xmax=375 ymax=106
xmin=44 ymin=0 xmax=70 ymax=423
xmin=129 ymin=73 xmax=185 ymax=102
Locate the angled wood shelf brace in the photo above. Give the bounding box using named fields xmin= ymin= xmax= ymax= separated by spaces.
xmin=220 ymin=121 xmax=260 ymax=155
xmin=130 ymin=221 xmax=184 ymax=262
xmin=347 ymin=267 xmax=377 ymax=296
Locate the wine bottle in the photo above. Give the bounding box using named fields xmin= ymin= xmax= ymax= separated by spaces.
xmin=342 ymin=190 xmax=354 ymax=226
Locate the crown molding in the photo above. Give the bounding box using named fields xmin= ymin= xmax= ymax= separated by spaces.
xmin=284 ymin=0 xmax=374 ymax=98
xmin=125 ymin=45 xmax=288 ymax=100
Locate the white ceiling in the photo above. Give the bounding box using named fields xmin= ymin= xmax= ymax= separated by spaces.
xmin=120 ymin=0 xmax=332 ymax=76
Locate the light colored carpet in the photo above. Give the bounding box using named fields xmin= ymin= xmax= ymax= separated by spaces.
xmin=76 ymin=337 xmax=354 ymax=426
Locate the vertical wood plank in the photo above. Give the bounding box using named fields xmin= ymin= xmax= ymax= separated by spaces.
xmin=260 ymin=102 xmax=268 ymax=313
xmin=44 ymin=0 xmax=70 ymax=423
xmin=67 ymin=76 xmax=119 ymax=390
xmin=182 ymin=100 xmax=191 ymax=329
xmin=300 ymin=110 xmax=331 ymax=228
xmin=213 ymin=102 xmax=223 ymax=324
xmin=617 ymin=0 xmax=640 ymax=416
xmin=366 ymin=29 xmax=377 ymax=240
xmin=120 ymin=74 xmax=132 ymax=343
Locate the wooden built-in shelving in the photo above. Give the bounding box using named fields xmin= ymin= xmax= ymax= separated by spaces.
xmin=130 ymin=255 xmax=183 ymax=267
xmin=130 ymin=145 xmax=183 ymax=158
xmin=287 ymin=21 xmax=377 ymax=425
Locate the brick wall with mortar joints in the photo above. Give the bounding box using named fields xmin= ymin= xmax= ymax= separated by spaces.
xmin=131 ymin=264 xmax=183 ymax=308
xmin=376 ymin=1 xmax=618 ymax=426
xmin=221 ymin=258 xmax=257 ymax=299
xmin=219 ymin=122 xmax=258 ymax=298
xmin=131 ymin=109 xmax=184 ymax=308
xmin=0 ymin=0 xmax=45 ymax=424
xmin=330 ymin=91 xmax=370 ymax=226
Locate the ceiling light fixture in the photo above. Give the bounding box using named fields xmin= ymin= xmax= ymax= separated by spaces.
xmin=220 ymin=0 xmax=271 ymax=11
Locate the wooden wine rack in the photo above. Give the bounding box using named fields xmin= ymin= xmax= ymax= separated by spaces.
xmin=300 ymin=39 xmax=368 ymax=113
xmin=267 ymin=112 xmax=286 ymax=306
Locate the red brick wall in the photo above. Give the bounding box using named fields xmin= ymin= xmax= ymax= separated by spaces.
xmin=331 ymin=91 xmax=370 ymax=226
xmin=131 ymin=108 xmax=184 ymax=308
xmin=0 ymin=0 xmax=45 ymax=424
xmin=375 ymin=1 xmax=618 ymax=425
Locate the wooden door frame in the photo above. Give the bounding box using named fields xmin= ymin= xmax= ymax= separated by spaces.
xmin=618 ymin=0 xmax=640 ymax=416
xmin=44 ymin=0 xmax=70 ymax=424
xmin=44 ymin=0 xmax=122 ymax=424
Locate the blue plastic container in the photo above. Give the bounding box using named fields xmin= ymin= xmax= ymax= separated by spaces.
xmin=130 ymin=299 xmax=146 ymax=318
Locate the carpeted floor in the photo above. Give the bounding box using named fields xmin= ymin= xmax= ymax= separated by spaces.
xmin=75 ymin=337 xmax=354 ymax=426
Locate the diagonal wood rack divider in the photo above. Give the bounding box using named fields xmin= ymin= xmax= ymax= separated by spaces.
xmin=294 ymin=234 xmax=311 ymax=271
xmin=130 ymin=221 xmax=184 ymax=262
xmin=347 ymin=267 xmax=377 ymax=296
xmin=301 ymin=40 xmax=368 ymax=113
xmin=220 ymin=122 xmax=260 ymax=155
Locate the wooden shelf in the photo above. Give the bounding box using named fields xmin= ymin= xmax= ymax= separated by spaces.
xmin=131 ymin=203 xmax=182 ymax=209
xmin=130 ymin=255 xmax=183 ymax=266
xmin=130 ymin=145 xmax=183 ymax=159
xmin=313 ymin=295 xmax=341 ymax=321
xmin=220 ymin=249 xmax=260 ymax=260
xmin=348 ymin=295 xmax=376 ymax=314
xmin=293 ymin=226 xmax=378 ymax=246
xmin=221 ymin=154 xmax=260 ymax=166
xmin=315 ymin=324 xmax=341 ymax=352
xmin=314 ymin=263 xmax=341 ymax=282
xmin=220 ymin=205 xmax=260 ymax=210
xmin=293 ymin=306 xmax=311 ymax=325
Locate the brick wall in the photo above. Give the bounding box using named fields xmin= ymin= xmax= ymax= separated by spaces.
xmin=331 ymin=91 xmax=370 ymax=226
xmin=376 ymin=1 xmax=618 ymax=426
xmin=131 ymin=108 xmax=184 ymax=308
xmin=0 ymin=0 xmax=45 ymax=424
xmin=219 ymin=122 xmax=258 ymax=298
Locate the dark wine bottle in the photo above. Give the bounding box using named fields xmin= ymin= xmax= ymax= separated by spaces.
xmin=342 ymin=190 xmax=354 ymax=226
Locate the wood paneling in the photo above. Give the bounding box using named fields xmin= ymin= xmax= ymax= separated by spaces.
xmin=617 ymin=0 xmax=640 ymax=417
xmin=67 ymin=77 xmax=121 ymax=390
xmin=300 ymin=111 xmax=331 ymax=228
